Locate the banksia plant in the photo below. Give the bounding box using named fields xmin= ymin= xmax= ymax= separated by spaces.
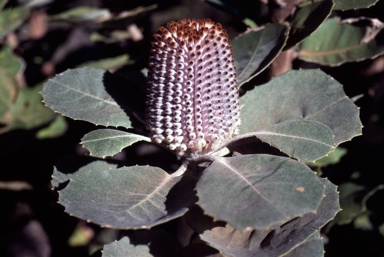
xmin=41 ymin=9 xmax=364 ymax=256
xmin=145 ymin=19 xmax=241 ymax=156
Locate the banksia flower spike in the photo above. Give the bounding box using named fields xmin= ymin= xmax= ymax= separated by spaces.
xmin=146 ymin=19 xmax=241 ymax=156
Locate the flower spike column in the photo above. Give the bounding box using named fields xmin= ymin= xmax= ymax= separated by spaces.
xmin=146 ymin=19 xmax=241 ymax=156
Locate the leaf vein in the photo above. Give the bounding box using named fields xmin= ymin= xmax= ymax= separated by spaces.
xmin=51 ymin=80 xmax=118 ymax=106
xmin=83 ymin=135 xmax=145 ymax=143
xmin=306 ymin=96 xmax=346 ymax=119
xmin=219 ymin=158 xmax=287 ymax=218
xmin=254 ymin=131 xmax=334 ymax=147
xmin=125 ymin=176 xmax=170 ymax=212
xmin=237 ymin=31 xmax=264 ymax=79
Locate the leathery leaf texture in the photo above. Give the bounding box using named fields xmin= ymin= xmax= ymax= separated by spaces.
xmin=240 ymin=69 xmax=362 ymax=162
xmin=39 ymin=16 xmax=364 ymax=257
xmin=196 ymin=154 xmax=325 ymax=230
xmin=145 ymin=19 xmax=241 ymax=156
xmin=189 ymin=178 xmax=339 ymax=257
xmin=56 ymin=160 xmax=196 ymax=229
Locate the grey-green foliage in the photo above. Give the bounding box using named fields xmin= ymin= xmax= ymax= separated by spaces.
xmin=239 ymin=69 xmax=362 ymax=161
xmin=196 ymin=154 xmax=325 ymax=230
xmin=284 ymin=0 xmax=333 ymax=49
xmin=0 ymin=1 xmax=29 ymax=37
xmin=42 ymin=68 xmax=134 ymax=128
xmin=40 ymin=1 xmax=370 ymax=255
xmin=55 ymin=160 xmax=196 ymax=229
xmin=233 ymin=23 xmax=289 ymax=87
xmin=43 ymin=66 xmax=360 ymax=256
xmin=0 ymin=3 xmax=66 ymax=137
xmin=81 ymin=128 xmax=150 ymax=158
xmin=188 ymin=178 xmax=338 ymax=257
xmin=298 ymin=18 xmax=384 ymax=66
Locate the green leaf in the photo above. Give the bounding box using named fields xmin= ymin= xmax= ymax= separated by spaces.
xmin=42 ymin=67 xmax=144 ymax=128
xmin=353 ymin=211 xmax=374 ymax=231
xmin=298 ymin=18 xmax=384 ymax=66
xmin=36 ymin=115 xmax=68 ymax=139
xmin=192 ymin=178 xmax=338 ymax=257
xmin=333 ymin=183 xmax=384 ymax=225
xmin=58 ymin=161 xmax=196 ymax=229
xmin=0 ymin=6 xmax=29 ymax=37
xmin=102 ymin=237 xmax=153 ymax=257
xmin=333 ymin=0 xmax=379 ymax=11
xmin=251 ymin=120 xmax=335 ymax=162
xmin=334 ymin=182 xmax=366 ymax=225
xmin=0 ymin=71 xmax=17 ymax=123
xmin=0 ymin=46 xmax=24 ymax=123
xmin=81 ymin=129 xmax=150 ymax=158
xmin=310 ymin=147 xmax=347 ymax=167
xmin=284 ymin=0 xmax=333 ymax=49
xmin=233 ymin=23 xmax=289 ymax=87
xmin=80 ymin=54 xmax=130 ymax=70
xmin=3 ymin=85 xmax=56 ymax=132
xmin=49 ymin=6 xmax=111 ymax=22
xmin=196 ymin=154 xmax=325 ymax=230
xmin=99 ymin=5 xmax=157 ymax=30
xmin=68 ymin=223 xmax=94 ymax=247
xmin=0 ymin=46 xmax=25 ymax=77
xmin=240 ymin=69 xmax=362 ymax=146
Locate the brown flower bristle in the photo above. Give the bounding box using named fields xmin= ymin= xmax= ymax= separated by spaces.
xmin=145 ymin=19 xmax=240 ymax=156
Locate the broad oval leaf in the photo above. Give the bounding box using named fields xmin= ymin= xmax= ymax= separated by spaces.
xmin=0 ymin=6 xmax=29 ymax=37
xmin=42 ymin=67 xmax=143 ymax=128
xmin=240 ymin=69 xmax=362 ymax=146
xmin=102 ymin=237 xmax=153 ymax=257
xmin=298 ymin=18 xmax=384 ymax=66
xmin=58 ymin=161 xmax=196 ymax=229
xmin=49 ymin=6 xmax=111 ymax=22
xmin=284 ymin=0 xmax=333 ymax=49
xmin=333 ymin=0 xmax=379 ymax=10
xmin=196 ymin=154 xmax=325 ymax=230
xmin=81 ymin=128 xmax=150 ymax=158
xmin=252 ymin=120 xmax=335 ymax=162
xmin=233 ymin=23 xmax=289 ymax=87
xmin=193 ymin=178 xmax=338 ymax=257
